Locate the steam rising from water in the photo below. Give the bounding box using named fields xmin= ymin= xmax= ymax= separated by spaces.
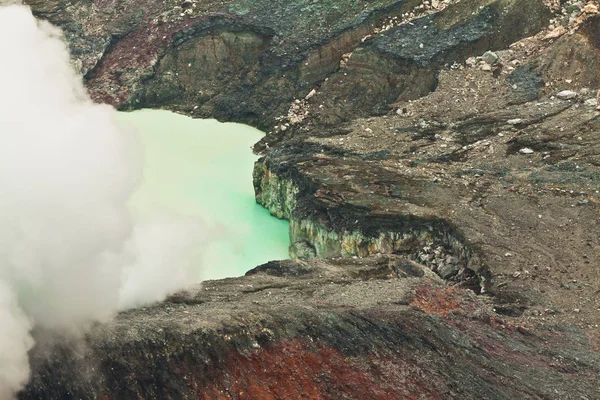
xmin=0 ymin=3 xmax=204 ymax=397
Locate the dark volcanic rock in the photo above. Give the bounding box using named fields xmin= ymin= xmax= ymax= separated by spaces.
xmin=256 ymin=59 xmax=600 ymax=322
xmin=26 ymin=0 xmax=419 ymax=129
xmin=312 ymin=0 xmax=551 ymax=124
xmin=25 ymin=0 xmax=551 ymax=129
xmin=130 ymin=0 xmax=415 ymax=128
xmin=506 ymin=64 xmax=544 ymax=104
xmin=20 ymin=257 xmax=600 ymax=399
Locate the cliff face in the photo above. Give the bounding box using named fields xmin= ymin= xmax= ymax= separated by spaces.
xmin=23 ymin=0 xmax=549 ymax=131
xmin=25 ymin=0 xmax=423 ymax=130
xmin=20 ymin=0 xmax=600 ymax=398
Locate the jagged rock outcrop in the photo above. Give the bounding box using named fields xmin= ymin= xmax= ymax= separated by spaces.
xmin=254 ymin=32 xmax=600 ymax=321
xmin=253 ymin=141 xmax=488 ymax=291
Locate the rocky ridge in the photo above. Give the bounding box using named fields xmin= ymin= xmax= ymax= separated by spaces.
xmin=20 ymin=257 xmax=600 ymax=399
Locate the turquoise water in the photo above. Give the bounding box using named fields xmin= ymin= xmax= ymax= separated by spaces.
xmin=118 ymin=109 xmax=289 ymax=281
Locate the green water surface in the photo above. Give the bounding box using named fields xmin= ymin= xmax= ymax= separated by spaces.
xmin=118 ymin=109 xmax=289 ymax=280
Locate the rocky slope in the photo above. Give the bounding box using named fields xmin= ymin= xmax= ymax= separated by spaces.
xmin=255 ymin=8 xmax=600 ymax=327
xmin=21 ymin=256 xmax=600 ymax=399
xmin=20 ymin=0 xmax=600 ymax=398
xmin=21 ymin=257 xmax=600 ymax=399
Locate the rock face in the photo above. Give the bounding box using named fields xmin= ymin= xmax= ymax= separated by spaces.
xmin=19 ymin=0 xmax=600 ymax=398
xmin=253 ymin=141 xmax=488 ymax=291
xmin=23 ymin=0 xmax=550 ymax=130
xmin=25 ymin=0 xmax=422 ymax=129
xmin=540 ymin=15 xmax=600 ymax=90
xmin=312 ymin=0 xmax=551 ymax=124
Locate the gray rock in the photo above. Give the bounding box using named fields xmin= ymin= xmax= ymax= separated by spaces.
xmin=481 ymin=51 xmax=499 ymax=64
xmin=445 ymin=255 xmax=459 ymax=264
xmin=506 ymin=64 xmax=543 ymax=104
xmin=312 ymin=0 xmax=552 ymax=125
xmin=519 ymin=148 xmax=535 ymax=154
xmin=557 ymin=90 xmax=578 ymax=100
xmin=584 ymin=98 xmax=598 ymax=107
xmin=439 ymin=264 xmax=460 ymax=279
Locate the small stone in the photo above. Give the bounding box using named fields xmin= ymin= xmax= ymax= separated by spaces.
xmin=584 ymin=4 xmax=598 ymax=13
xmin=420 ymin=253 xmax=432 ymax=262
xmin=544 ymin=26 xmax=565 ymax=40
xmin=584 ymin=98 xmax=598 ymax=107
xmin=480 ymin=63 xmax=492 ymax=72
xmin=481 ymin=51 xmax=499 ymax=64
xmin=465 ymin=57 xmax=477 ymax=67
xmin=557 ymin=90 xmax=578 ymax=100
xmin=519 ymin=148 xmax=534 ymax=154
xmin=305 ymin=89 xmax=317 ymax=100
xmin=445 ymin=255 xmax=458 ymax=264
xmin=439 ymin=264 xmax=460 ymax=279
xmin=507 ymin=118 xmax=523 ymax=125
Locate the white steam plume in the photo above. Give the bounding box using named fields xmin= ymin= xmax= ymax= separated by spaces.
xmin=0 ymin=3 xmax=205 ymax=397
